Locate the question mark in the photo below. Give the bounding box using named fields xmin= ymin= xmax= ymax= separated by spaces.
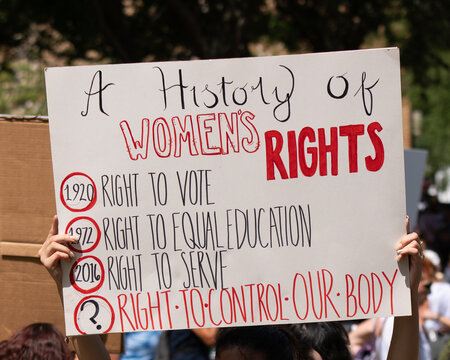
xmin=80 ymin=299 xmax=102 ymax=330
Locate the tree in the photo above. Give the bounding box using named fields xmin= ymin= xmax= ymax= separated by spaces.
xmin=1 ymin=1 xmax=448 ymax=71
xmin=0 ymin=0 xmax=269 ymax=64
xmin=0 ymin=0 xmax=448 ymax=172
xmin=408 ymin=52 xmax=450 ymax=175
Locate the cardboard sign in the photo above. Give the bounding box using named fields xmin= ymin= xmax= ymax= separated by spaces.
xmin=45 ymin=48 xmax=410 ymax=336
xmin=0 ymin=120 xmax=122 ymax=352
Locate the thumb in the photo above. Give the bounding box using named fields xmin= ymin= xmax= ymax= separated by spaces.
xmin=405 ymin=215 xmax=410 ymax=234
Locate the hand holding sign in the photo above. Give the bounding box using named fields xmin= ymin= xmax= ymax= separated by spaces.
xmin=39 ymin=215 xmax=78 ymax=286
xmin=396 ymin=217 xmax=423 ymax=293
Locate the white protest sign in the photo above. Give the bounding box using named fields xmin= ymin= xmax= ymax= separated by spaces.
xmin=45 ymin=48 xmax=410 ymax=336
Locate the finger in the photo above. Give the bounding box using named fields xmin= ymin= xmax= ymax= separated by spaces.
xmin=397 ymin=239 xmax=424 ymax=261
xmin=47 ymin=234 xmax=79 ymax=245
xmin=396 ymin=232 xmax=419 ymax=250
xmin=406 ymin=215 xmax=410 ymax=234
xmin=397 ymin=245 xmax=420 ymax=258
xmin=400 ymin=237 xmax=421 ymax=252
xmin=40 ymin=233 xmax=78 ymax=260
xmin=44 ymin=251 xmax=71 ymax=267
xmin=49 ymin=215 xmax=59 ymax=237
xmin=48 ymin=242 xmax=75 ymax=257
xmin=41 ymin=246 xmax=74 ymax=269
xmin=397 ymin=247 xmax=420 ymax=262
xmin=41 ymin=242 xmax=75 ymax=261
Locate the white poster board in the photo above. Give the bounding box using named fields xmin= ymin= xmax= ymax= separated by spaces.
xmin=45 ymin=48 xmax=410 ymax=336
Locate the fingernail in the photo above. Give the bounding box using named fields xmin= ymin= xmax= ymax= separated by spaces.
xmin=70 ymin=235 xmax=79 ymax=243
xmin=69 ymin=251 xmax=75 ymax=258
xmin=396 ymin=249 xmax=403 ymax=255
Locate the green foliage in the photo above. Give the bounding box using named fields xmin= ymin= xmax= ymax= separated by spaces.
xmin=0 ymin=60 xmax=47 ymax=115
xmin=393 ymin=1 xmax=450 ymax=87
xmin=1 ymin=0 xmax=269 ymax=63
xmin=272 ymin=0 xmax=389 ymax=52
xmin=406 ymin=51 xmax=450 ymax=175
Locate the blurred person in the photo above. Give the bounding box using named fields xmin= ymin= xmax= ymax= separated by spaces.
xmin=437 ymin=339 xmax=450 ymax=360
xmin=215 ymin=324 xmax=317 ymax=360
xmin=445 ymin=257 xmax=450 ymax=283
xmin=420 ymin=250 xmax=450 ymax=360
xmin=434 ymin=203 xmax=450 ymax=273
xmin=350 ymin=255 xmax=437 ymax=360
xmin=418 ymin=195 xmax=444 ymax=247
xmin=153 ymin=328 xmax=217 ymax=360
xmin=216 ymin=322 xmax=353 ymax=360
xmin=165 ymin=328 xmax=217 ymax=360
xmin=0 ymin=323 xmax=74 ymax=360
xmin=300 ymin=322 xmax=352 ymax=360
xmin=421 ymin=300 xmax=450 ymax=360
xmin=118 ymin=331 xmax=161 ymax=360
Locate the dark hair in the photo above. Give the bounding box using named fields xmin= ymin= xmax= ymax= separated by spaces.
xmin=300 ymin=322 xmax=352 ymax=360
xmin=215 ymin=325 xmax=315 ymax=360
xmin=0 ymin=323 xmax=74 ymax=360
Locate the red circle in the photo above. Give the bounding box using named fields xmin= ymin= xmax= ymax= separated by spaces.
xmin=74 ymin=295 xmax=115 ymax=335
xmin=70 ymin=256 xmax=105 ymax=294
xmin=66 ymin=217 xmax=101 ymax=253
xmin=60 ymin=172 xmax=97 ymax=212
